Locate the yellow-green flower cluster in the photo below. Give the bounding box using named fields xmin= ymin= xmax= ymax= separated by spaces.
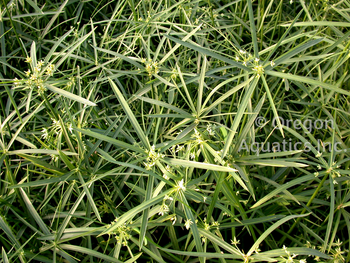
xmin=280 ymin=245 xmax=301 ymax=263
xmin=66 ymin=77 xmax=75 ymax=88
xmin=107 ymin=218 xmax=132 ymax=247
xmin=234 ymin=50 xmax=276 ymax=77
xmin=158 ymin=203 xmax=170 ymax=216
xmin=202 ymin=220 xmax=220 ymax=231
xmin=143 ymin=145 xmax=164 ymax=170
xmin=252 ymin=64 xmax=264 ymax=77
xmin=206 ymin=123 xmax=216 ymax=136
xmin=13 ymin=57 xmax=56 ymax=94
xmin=163 ymin=165 xmax=174 ymax=180
xmin=192 ymin=129 xmax=204 ymax=144
xmin=184 ymin=218 xmax=193 ymax=230
xmin=41 ymin=116 xmax=82 ymax=141
xmin=171 ymin=68 xmax=177 ymax=80
xmin=176 ymin=179 xmax=186 ymax=192
xmin=141 ymin=58 xmax=159 ymax=76
xmin=46 ymin=63 xmax=55 ymax=76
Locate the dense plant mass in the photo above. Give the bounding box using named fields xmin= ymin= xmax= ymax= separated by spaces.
xmin=1 ymin=0 xmax=350 ymax=262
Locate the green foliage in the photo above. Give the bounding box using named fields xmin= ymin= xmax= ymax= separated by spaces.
xmin=0 ymin=0 xmax=349 ymax=262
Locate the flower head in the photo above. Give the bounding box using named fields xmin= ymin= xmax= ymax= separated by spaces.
xmin=184 ymin=219 xmax=193 ymax=230
xmin=231 ymin=236 xmax=240 ymax=246
xmin=176 ymin=179 xmax=186 ymax=192
xmin=158 ymin=203 xmax=169 ymax=216
xmin=25 ymin=69 xmax=31 ymax=77
xmin=13 ymin=78 xmax=20 ymax=86
xmin=252 ymin=64 xmax=264 ymax=76
xmin=170 ymin=215 xmax=176 ymax=225
xmin=190 ymin=152 xmax=195 ymax=160
xmin=41 ymin=128 xmax=48 ymax=139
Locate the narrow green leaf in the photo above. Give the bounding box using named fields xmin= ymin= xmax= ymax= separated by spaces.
xmin=10 ymin=170 xmax=76 ymax=188
xmin=7 ymin=149 xmax=77 ymax=156
xmin=59 ymin=244 xmax=142 ymax=263
xmin=201 ymin=75 xmax=251 ymax=114
xmin=281 ymin=21 xmax=350 ymax=27
xmin=100 ymin=189 xmax=172 ymax=236
xmin=238 ymin=150 xmax=303 ymax=160
xmin=265 ymin=70 xmax=350 ymax=96
xmin=238 ymin=159 xmax=307 ymax=167
xmin=197 ymin=56 xmax=206 ymax=113
xmin=247 ymin=213 xmax=311 ymax=256
xmin=58 ymin=150 xmax=75 ymax=170
xmin=19 ymin=188 xmax=51 ymax=235
xmin=165 ymin=35 xmax=250 ymax=72
xmin=136 ymin=95 xmax=192 ymax=117
xmin=269 ymin=38 xmax=323 ymax=68
xmin=6 ymin=101 xmax=45 ymax=150
xmin=77 ymin=172 xmax=101 ymax=222
xmin=160 ymin=23 xmax=203 ymax=64
xmin=2 ymin=247 xmax=9 ymax=263
xmin=247 ymin=0 xmax=259 ymax=58
xmin=0 ymin=216 xmax=22 ymax=250
xmin=44 ymin=28 xmax=75 ymax=64
xmin=26 ymin=0 xmax=43 ymax=13
xmin=56 ymin=190 xmax=86 ymax=240
xmin=164 ymin=157 xmax=237 ymax=172
xmin=75 ymin=128 xmax=145 ymax=154
xmin=17 ymin=154 xmax=65 ymax=175
xmin=108 ymin=77 xmax=150 ymax=149
xmin=198 ymin=228 xmax=243 ymax=257
xmin=180 ymin=192 xmax=204 ymax=261
xmin=257 ymin=247 xmax=331 ymax=259
xmin=261 ymin=74 xmax=284 ymax=136
xmin=222 ymin=77 xmax=259 ymax=158
xmin=251 ymin=173 xmax=325 ymax=209
xmin=45 ymin=84 xmax=96 ymax=106
xmin=41 ymin=0 xmax=68 ymax=38
xmin=139 ymin=174 xmax=154 ymax=249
